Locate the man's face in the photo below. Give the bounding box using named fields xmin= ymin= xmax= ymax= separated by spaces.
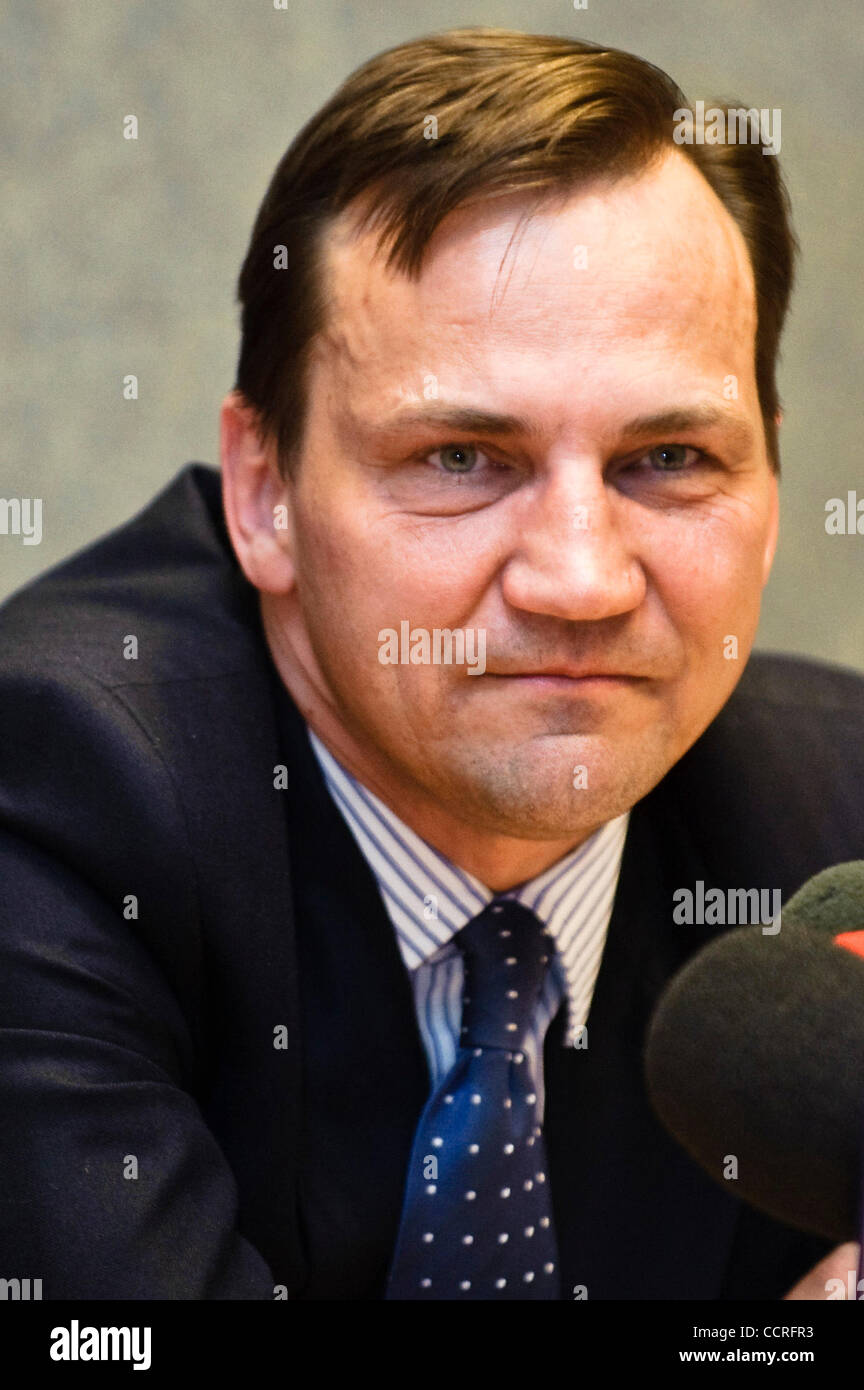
xmin=261 ymin=149 xmax=778 ymax=845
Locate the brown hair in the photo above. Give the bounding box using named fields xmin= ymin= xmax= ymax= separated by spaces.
xmin=235 ymin=27 xmax=796 ymax=474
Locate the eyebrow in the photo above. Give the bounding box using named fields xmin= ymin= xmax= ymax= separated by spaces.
xmin=366 ymin=402 xmax=757 ymax=452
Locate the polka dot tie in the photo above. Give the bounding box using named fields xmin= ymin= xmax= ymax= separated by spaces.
xmin=385 ymin=899 xmax=561 ymax=1300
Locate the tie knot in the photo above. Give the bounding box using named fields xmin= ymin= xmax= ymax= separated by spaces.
xmin=456 ymin=899 xmax=552 ymax=1050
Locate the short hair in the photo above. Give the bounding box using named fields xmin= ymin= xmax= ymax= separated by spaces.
xmin=234 ymin=26 xmax=796 ymax=475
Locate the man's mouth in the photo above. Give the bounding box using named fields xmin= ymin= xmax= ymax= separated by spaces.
xmin=486 ymin=666 xmax=649 ymax=684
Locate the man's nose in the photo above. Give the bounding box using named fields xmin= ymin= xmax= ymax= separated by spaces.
xmin=499 ymin=473 xmax=646 ymax=623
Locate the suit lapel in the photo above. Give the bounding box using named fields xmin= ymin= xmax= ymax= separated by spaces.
xmin=544 ymin=782 xmax=743 ymax=1299
xmin=119 ymin=637 xmax=310 ymax=1288
xmin=137 ymin=635 xmax=431 ymax=1299
xmin=274 ymin=683 xmax=431 ymax=1298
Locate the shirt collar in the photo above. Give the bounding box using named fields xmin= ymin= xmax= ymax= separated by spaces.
xmin=307 ymin=727 xmax=629 ymax=1044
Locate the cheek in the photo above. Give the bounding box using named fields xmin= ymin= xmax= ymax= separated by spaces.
xmin=648 ymin=513 xmax=768 ymax=658
xmin=308 ymin=504 xmax=488 ymax=621
xmin=293 ymin=506 xmax=472 ymax=681
xmin=291 ymin=510 xmax=373 ymax=668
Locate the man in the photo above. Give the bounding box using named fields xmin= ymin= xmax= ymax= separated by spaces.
xmin=1 ymin=27 xmax=862 ymax=1300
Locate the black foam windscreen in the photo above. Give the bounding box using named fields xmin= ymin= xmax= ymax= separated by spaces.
xmin=644 ymin=862 xmax=864 ymax=1241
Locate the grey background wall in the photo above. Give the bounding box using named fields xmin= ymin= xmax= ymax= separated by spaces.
xmin=3 ymin=0 xmax=862 ymax=669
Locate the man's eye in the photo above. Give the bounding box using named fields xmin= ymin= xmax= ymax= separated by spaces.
xmin=643 ymin=443 xmax=701 ymax=471
xmin=428 ymin=443 xmax=484 ymax=475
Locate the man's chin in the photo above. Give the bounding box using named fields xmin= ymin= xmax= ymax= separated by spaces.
xmin=427 ymin=735 xmax=668 ymax=840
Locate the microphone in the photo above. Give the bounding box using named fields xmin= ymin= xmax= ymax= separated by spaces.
xmin=644 ymin=861 xmax=864 ymax=1242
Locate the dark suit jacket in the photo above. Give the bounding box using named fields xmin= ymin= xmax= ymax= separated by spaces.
xmin=0 ymin=462 xmax=861 ymax=1300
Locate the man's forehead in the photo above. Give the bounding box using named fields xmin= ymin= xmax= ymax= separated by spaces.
xmin=314 ymin=150 xmax=756 ymax=383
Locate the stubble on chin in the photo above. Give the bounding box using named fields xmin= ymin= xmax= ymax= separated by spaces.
xmin=397 ymin=725 xmax=666 ymax=842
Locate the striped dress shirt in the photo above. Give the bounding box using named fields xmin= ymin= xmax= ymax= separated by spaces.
xmin=307 ymin=728 xmax=630 ymax=1120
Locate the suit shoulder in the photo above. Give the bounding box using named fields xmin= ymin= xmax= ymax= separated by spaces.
xmin=732 ymin=651 xmax=864 ymax=718
xmin=0 ymin=463 xmax=262 ymax=687
xmin=663 ymin=650 xmax=864 ymax=885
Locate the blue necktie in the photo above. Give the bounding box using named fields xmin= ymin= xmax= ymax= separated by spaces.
xmin=385 ymin=899 xmax=561 ymax=1299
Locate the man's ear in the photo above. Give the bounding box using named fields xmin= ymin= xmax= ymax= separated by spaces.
xmin=220 ymin=391 xmax=296 ymax=594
